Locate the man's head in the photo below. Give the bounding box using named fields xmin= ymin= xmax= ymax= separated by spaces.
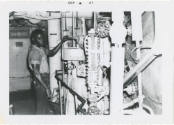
xmin=30 ymin=29 xmax=45 ymax=47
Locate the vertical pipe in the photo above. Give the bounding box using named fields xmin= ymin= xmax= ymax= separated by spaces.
xmin=74 ymin=95 xmax=77 ymax=115
xmin=93 ymin=12 xmax=97 ymax=30
xmin=72 ymin=12 xmax=74 ymax=46
xmin=48 ymin=12 xmax=62 ymax=102
xmin=75 ymin=11 xmax=78 ymax=29
xmin=64 ymin=12 xmax=68 ymax=31
xmin=131 ymin=11 xmax=143 ymax=109
xmin=110 ymin=11 xmax=127 ymax=115
xmin=81 ymin=18 xmax=86 ymax=36
xmin=59 ymin=81 xmax=62 ymax=114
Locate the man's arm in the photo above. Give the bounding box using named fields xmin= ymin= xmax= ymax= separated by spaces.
xmin=30 ymin=64 xmax=49 ymax=90
xmin=47 ymin=36 xmax=77 ymax=57
xmin=29 ymin=63 xmax=51 ymax=98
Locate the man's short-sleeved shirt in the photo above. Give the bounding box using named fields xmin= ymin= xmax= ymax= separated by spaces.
xmin=28 ymin=45 xmax=49 ymax=74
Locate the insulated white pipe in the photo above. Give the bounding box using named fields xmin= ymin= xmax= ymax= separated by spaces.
xmin=81 ymin=18 xmax=86 ymax=36
xmin=48 ymin=13 xmax=62 ymax=102
xmin=93 ymin=12 xmax=97 ymax=30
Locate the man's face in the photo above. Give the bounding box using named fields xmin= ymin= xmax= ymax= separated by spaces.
xmin=35 ymin=33 xmax=44 ymax=47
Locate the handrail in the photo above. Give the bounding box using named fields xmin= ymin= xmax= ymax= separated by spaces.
xmin=124 ymin=51 xmax=162 ymax=87
xmin=55 ymin=72 xmax=86 ymax=113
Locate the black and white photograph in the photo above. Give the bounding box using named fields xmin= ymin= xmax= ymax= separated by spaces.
xmin=9 ymin=10 xmax=162 ymax=116
xmin=9 ymin=11 xmax=112 ymax=115
xmin=0 ymin=1 xmax=173 ymax=124
xmin=122 ymin=11 xmax=162 ymax=115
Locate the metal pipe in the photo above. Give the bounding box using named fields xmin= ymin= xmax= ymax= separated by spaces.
xmin=64 ymin=12 xmax=68 ymax=31
xmin=55 ymin=73 xmax=86 ymax=113
xmin=124 ymin=51 xmax=162 ymax=86
xmin=72 ymin=12 xmax=74 ymax=46
xmin=93 ymin=12 xmax=97 ymax=30
xmin=58 ymin=81 xmax=62 ymax=114
xmin=75 ymin=12 xmax=79 ymax=29
xmin=48 ymin=12 xmax=62 ymax=102
xmin=74 ymin=95 xmax=77 ymax=115
xmin=81 ymin=18 xmax=86 ymax=36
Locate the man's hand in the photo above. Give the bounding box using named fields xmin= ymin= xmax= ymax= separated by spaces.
xmin=46 ymin=88 xmax=52 ymax=99
xmin=62 ymin=36 xmax=77 ymax=42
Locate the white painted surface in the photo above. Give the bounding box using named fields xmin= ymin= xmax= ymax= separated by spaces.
xmin=48 ymin=17 xmax=62 ymax=101
xmin=110 ymin=11 xmax=126 ymax=115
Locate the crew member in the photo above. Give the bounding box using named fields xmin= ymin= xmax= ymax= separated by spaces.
xmin=28 ymin=29 xmax=75 ymax=114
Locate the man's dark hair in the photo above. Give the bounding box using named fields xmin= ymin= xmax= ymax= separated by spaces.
xmin=30 ymin=29 xmax=44 ymax=45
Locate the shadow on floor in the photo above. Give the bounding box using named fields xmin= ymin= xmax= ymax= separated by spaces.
xmin=9 ymin=89 xmax=36 ymax=115
xmin=9 ymin=89 xmax=62 ymax=115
